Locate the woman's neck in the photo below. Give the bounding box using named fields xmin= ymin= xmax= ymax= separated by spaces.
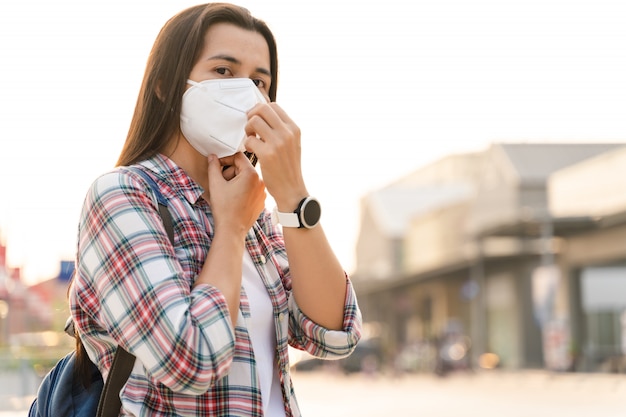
xmin=164 ymin=132 xmax=209 ymax=193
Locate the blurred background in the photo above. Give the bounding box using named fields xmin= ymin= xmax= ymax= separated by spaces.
xmin=2 ymin=0 xmax=626 ymax=415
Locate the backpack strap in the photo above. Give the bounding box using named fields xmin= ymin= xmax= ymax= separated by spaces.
xmin=97 ymin=347 xmax=136 ymax=417
xmin=128 ymin=166 xmax=175 ymax=244
xmin=96 ymin=166 xmax=175 ymax=417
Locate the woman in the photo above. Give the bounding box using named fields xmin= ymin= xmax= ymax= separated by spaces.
xmin=69 ymin=3 xmax=362 ymax=416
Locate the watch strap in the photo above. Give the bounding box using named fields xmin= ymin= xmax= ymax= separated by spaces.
xmin=271 ymin=207 xmax=301 ymax=228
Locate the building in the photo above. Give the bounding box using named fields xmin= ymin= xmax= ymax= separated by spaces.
xmin=0 ymin=240 xmax=71 ymax=347
xmin=0 ymin=241 xmax=51 ymax=345
xmin=353 ymin=142 xmax=626 ymax=373
xmin=548 ymin=146 xmax=626 ymax=372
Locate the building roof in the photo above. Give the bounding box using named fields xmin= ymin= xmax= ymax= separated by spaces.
xmin=365 ymin=142 xmax=626 ymax=239
xmin=496 ymin=143 xmax=624 ymax=184
xmin=363 ymin=151 xmax=482 ymax=239
xmin=368 ymin=183 xmax=472 ymax=238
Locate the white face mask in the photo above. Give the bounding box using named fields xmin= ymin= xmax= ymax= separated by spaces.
xmin=180 ymin=78 xmax=267 ymax=158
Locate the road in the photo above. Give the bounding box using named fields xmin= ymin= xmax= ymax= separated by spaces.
xmin=3 ymin=368 xmax=626 ymax=416
xmin=291 ymin=369 xmax=626 ymax=417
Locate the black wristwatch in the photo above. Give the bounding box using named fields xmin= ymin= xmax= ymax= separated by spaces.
xmin=272 ymin=196 xmax=321 ymax=229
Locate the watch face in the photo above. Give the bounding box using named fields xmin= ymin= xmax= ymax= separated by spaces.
xmin=302 ymin=198 xmax=321 ymax=228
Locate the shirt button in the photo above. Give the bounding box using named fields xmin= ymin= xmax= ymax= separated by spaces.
xmin=259 ymin=255 xmax=266 ymax=264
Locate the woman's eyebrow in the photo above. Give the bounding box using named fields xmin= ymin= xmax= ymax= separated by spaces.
xmin=207 ymin=53 xmax=239 ymax=63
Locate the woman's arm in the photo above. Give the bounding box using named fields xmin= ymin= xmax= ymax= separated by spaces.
xmin=73 ymin=170 xmax=240 ymax=395
xmin=193 ymin=153 xmax=266 ymax=327
xmin=245 ymin=102 xmax=352 ymax=331
xmin=281 ymin=224 xmax=347 ymax=330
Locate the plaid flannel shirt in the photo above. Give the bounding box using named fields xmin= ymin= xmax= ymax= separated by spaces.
xmin=69 ymin=154 xmax=362 ymax=416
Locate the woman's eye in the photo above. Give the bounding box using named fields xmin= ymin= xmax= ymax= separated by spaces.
xmin=216 ymin=67 xmax=230 ymax=76
xmin=252 ymin=79 xmax=266 ymax=88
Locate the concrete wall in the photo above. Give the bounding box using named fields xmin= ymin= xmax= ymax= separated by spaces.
xmin=354 ymin=201 xmax=399 ymax=281
xmin=549 ymin=146 xmax=626 ymax=218
xmin=404 ymin=202 xmax=471 ymax=274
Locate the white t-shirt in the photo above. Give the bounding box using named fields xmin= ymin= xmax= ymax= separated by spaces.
xmin=241 ymin=251 xmax=286 ymax=416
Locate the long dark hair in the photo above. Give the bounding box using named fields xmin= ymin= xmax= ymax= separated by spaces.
xmin=116 ymin=2 xmax=279 ymax=167
xmin=75 ymin=2 xmax=279 ymax=386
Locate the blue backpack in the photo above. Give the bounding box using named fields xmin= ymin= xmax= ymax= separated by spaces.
xmin=29 ymin=168 xmax=173 ymax=417
xmin=28 ymin=321 xmax=112 ymax=417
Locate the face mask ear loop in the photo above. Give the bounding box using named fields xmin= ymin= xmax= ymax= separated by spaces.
xmin=187 ymin=79 xmax=200 ymax=88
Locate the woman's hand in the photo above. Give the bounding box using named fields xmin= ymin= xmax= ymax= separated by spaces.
xmin=244 ymin=102 xmax=308 ymax=212
xmin=206 ymin=152 xmax=266 ymax=239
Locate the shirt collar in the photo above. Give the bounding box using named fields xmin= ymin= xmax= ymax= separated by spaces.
xmin=139 ymin=153 xmax=205 ymax=205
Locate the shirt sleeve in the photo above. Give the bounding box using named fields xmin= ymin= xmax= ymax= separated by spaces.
xmin=255 ymin=210 xmax=363 ymax=358
xmin=287 ymin=276 xmax=362 ymax=358
xmin=71 ymin=170 xmax=235 ymax=395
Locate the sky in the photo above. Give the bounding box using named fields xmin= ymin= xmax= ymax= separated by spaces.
xmin=1 ymin=0 xmax=626 ymax=285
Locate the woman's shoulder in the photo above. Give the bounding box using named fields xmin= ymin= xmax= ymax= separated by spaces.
xmin=89 ymin=165 xmax=150 ymax=191
xmin=83 ymin=165 xmax=154 ymax=208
